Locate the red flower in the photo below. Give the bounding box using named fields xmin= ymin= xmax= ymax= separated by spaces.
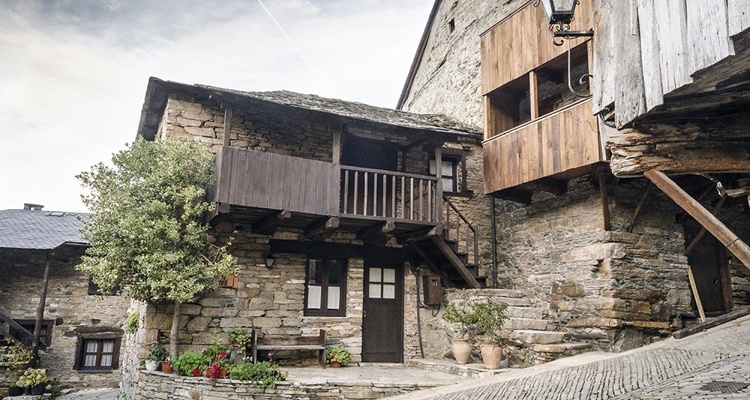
xmin=219 ymin=352 xmax=227 ymax=358
xmin=192 ymin=368 xmax=201 ymax=377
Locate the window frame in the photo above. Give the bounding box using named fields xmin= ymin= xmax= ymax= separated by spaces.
xmin=304 ymin=259 xmax=348 ymax=317
xmin=11 ymin=319 xmax=54 ymax=347
xmin=429 ymin=149 xmax=470 ymax=196
xmin=73 ymin=328 xmax=123 ymax=372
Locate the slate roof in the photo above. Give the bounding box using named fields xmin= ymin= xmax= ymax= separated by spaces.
xmin=0 ymin=209 xmax=88 ymax=250
xmin=138 ymin=77 xmax=482 ymax=140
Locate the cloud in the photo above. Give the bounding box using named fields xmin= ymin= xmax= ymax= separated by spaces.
xmin=0 ymin=0 xmax=433 ymax=212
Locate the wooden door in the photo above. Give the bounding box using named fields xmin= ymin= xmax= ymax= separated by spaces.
xmin=362 ymin=263 xmax=403 ymax=362
xmin=684 ymin=223 xmax=733 ymax=316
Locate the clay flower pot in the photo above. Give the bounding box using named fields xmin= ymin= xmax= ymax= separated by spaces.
xmin=480 ymin=344 xmax=503 ymax=370
xmin=160 ymin=361 xmax=173 ymax=374
xmin=329 ymin=361 xmax=342 ymax=368
xmin=451 ymin=338 xmax=472 ymax=364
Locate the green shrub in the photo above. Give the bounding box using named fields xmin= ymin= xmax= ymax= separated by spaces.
xmin=172 ymin=350 xmax=210 ymax=376
xmin=229 ymin=327 xmax=251 ymax=347
xmin=326 ymin=346 xmax=351 ymax=365
xmin=228 ymin=360 xmax=287 ymax=389
xmin=148 ymin=341 xmax=168 ymax=362
xmin=125 ymin=311 xmax=139 ymax=334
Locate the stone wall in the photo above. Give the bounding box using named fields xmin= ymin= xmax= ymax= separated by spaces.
xmin=0 ymin=247 xmax=129 ymax=390
xmin=400 ymin=0 xmax=528 ymax=128
xmin=135 ymin=371 xmax=429 ymax=400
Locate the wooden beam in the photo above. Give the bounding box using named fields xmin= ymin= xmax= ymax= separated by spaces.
xmin=645 ymin=169 xmax=750 ymax=272
xmin=410 ymin=242 xmax=456 ymax=289
xmin=627 ymin=184 xmax=651 ymax=233
xmin=32 ymin=250 xmax=53 ymax=364
xmin=252 ymin=210 xmax=292 ymax=235
xmin=684 ymin=197 xmax=726 ymax=256
xmin=223 ymin=108 xmax=232 ymax=147
xmin=398 ymin=225 xmax=443 ymax=244
xmin=304 ymin=217 xmax=340 ymax=239
xmin=687 ymin=266 xmax=707 ymax=322
xmin=269 ymin=239 xmax=415 ymax=262
xmin=332 ymin=131 xmax=341 ymax=165
xmin=358 ymin=220 xmax=396 ymax=242
xmin=673 ymin=306 xmax=750 ymax=339
xmin=529 ymin=70 xmax=539 ymax=120
xmin=435 ymin=147 xmax=443 ymax=223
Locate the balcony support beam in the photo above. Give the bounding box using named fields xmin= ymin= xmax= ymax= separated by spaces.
xmin=305 ymin=217 xmax=340 ymax=239
xmin=596 ymin=164 xmax=611 ymax=231
xmin=358 ymin=221 xmax=396 ymax=245
xmin=252 ymin=209 xmax=292 ymax=235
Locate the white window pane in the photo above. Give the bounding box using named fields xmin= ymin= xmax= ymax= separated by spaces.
xmin=101 ymin=354 xmax=112 ymax=367
xmin=442 ymin=160 xmax=454 ymax=177
xmin=84 ymin=354 xmax=97 ymax=367
xmin=308 ymin=285 xmax=322 ymax=309
xmin=383 ymin=268 xmax=396 ymax=283
xmin=383 ymin=284 xmax=396 ymax=299
xmin=442 ymin=178 xmax=454 ymax=191
xmin=102 ymin=340 xmax=114 ymax=353
xmin=369 ymin=284 xmax=382 ymax=298
xmin=370 ymin=268 xmax=382 ymax=283
xmin=85 ymin=340 xmax=98 ymax=353
xmin=327 ymin=286 xmax=340 ymax=310
xmin=429 ymin=159 xmax=436 ymax=175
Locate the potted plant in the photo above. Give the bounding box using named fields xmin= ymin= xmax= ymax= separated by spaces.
xmin=229 ymin=327 xmax=251 ymax=348
xmin=146 ymin=341 xmax=168 ymax=372
xmin=203 ymin=336 xmax=230 ymax=378
xmin=326 ymin=346 xmax=351 ymax=368
xmin=472 ymin=296 xmax=508 ymax=369
xmin=441 ymin=290 xmax=480 ymax=364
xmin=16 ymin=368 xmax=48 ymax=395
xmin=172 ymin=350 xmax=209 ymax=376
xmin=6 ymin=344 xmax=32 ymax=396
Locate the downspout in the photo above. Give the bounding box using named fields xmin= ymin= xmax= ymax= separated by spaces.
xmin=409 ymin=261 xmax=425 ymax=358
xmin=489 ymin=196 xmax=498 ymax=288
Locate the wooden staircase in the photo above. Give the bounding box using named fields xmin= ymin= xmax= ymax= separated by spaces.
xmin=409 ymin=196 xmax=486 ymax=288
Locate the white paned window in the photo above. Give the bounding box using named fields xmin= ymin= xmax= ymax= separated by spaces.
xmin=305 ymin=259 xmax=347 ymax=316
xmin=79 ymin=337 xmax=118 ymax=371
xmin=308 ymin=285 xmax=322 ymax=309
xmin=327 ymin=286 xmax=341 ymax=309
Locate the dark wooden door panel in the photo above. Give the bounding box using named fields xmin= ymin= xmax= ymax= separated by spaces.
xmin=362 ymin=263 xmax=403 ymax=363
xmin=685 ymin=223 xmax=732 ymax=314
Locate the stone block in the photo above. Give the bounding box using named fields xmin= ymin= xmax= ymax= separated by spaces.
xmin=186 ymin=316 xmax=211 ymax=332
xmin=561 ymin=282 xmax=585 ymax=297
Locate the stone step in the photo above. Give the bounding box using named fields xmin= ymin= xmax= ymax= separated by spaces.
xmin=497 ymin=297 xmax=535 ymax=307
xmin=532 ymin=342 xmax=593 ymax=354
xmin=491 ymin=289 xmax=526 ymax=298
xmin=505 ymin=318 xmax=548 ymax=331
xmin=511 ymin=330 xmax=567 ymax=344
xmin=505 ymin=306 xmax=546 ymax=319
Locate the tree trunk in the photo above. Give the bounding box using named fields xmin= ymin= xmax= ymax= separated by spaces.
xmin=170 ymin=301 xmax=181 ymax=360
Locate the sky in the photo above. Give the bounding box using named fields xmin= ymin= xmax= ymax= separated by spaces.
xmin=0 ymin=0 xmax=433 ymax=212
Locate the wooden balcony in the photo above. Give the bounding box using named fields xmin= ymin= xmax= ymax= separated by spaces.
xmin=483 ymin=98 xmax=603 ymax=197
xmin=210 ymin=146 xmax=441 ymax=235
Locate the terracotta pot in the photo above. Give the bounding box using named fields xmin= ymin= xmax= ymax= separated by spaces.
xmin=480 ymin=344 xmax=503 ymax=370
xmin=329 ymin=361 xmax=342 ymax=368
xmin=219 ymin=367 xmax=227 ymax=378
xmin=451 ymin=339 xmax=472 ymax=364
xmin=160 ymin=361 xmax=173 ymax=374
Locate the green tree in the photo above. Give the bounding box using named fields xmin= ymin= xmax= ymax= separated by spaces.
xmin=77 ymin=138 xmax=236 ymax=358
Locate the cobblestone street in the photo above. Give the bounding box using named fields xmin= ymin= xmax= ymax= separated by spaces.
xmin=387 ymin=315 xmax=750 ymax=400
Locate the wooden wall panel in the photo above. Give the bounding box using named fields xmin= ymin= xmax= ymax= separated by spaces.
xmin=729 ymin=0 xmax=750 ymax=36
xmin=480 ymin=2 xmax=592 ymax=95
xmin=592 ymin=0 xmax=616 ymax=113
xmin=483 ymin=99 xmax=601 ymax=194
xmin=213 ymin=147 xmax=339 ymax=216
xmin=687 ymin=0 xmax=733 ymax=73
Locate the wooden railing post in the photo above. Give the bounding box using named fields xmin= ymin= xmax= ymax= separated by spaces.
xmin=435 ymin=148 xmax=443 ymax=224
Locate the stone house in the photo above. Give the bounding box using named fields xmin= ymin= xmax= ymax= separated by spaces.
xmin=0 ymin=204 xmax=129 ymax=391
xmin=398 ymin=0 xmax=750 ymax=358
xmin=122 ymin=77 xmax=494 ymax=392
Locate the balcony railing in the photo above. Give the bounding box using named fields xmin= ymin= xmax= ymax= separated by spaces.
xmin=341 ymin=166 xmax=439 ymax=223
xmin=212 ymin=147 xmax=442 ymax=225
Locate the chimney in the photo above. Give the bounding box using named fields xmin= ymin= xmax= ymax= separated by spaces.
xmin=23 ymin=203 xmax=44 ymax=211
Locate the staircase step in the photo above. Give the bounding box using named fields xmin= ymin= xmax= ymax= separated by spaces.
xmin=490 ymin=289 xmax=526 ymax=298
xmin=497 ymin=297 xmax=535 ymax=307
xmin=505 ymin=318 xmax=548 ymax=331
xmin=505 ymin=306 xmax=546 ymax=319
xmin=512 ymin=330 xmax=567 ymax=344
xmin=532 ymin=342 xmax=592 ymax=354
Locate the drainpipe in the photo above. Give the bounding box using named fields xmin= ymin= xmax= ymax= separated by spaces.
xmin=489 ymin=196 xmax=498 ymax=289
xmin=409 ymin=261 xmax=425 ymax=358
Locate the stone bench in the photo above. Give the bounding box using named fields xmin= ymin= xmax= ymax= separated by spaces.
xmin=251 ymin=329 xmax=327 ymax=367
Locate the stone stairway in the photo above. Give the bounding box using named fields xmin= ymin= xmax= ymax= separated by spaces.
xmin=490 ymin=290 xmax=593 ymax=364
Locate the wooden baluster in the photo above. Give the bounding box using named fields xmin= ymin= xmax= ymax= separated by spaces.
xmin=428 ymin=181 xmax=433 ymax=222
xmin=410 ymin=177 xmax=414 ymax=220
xmin=392 ymin=175 xmax=396 ymax=219
xmin=343 ymin=169 xmax=349 ymax=214
xmin=373 ymin=173 xmax=378 ymax=217
xmin=419 ymin=179 xmax=424 ymax=221
xmin=382 ymin=174 xmax=387 ymax=217
xmin=364 ymin=172 xmax=369 ymax=216
xmin=401 ymin=176 xmax=405 ymax=220
xmin=354 ymin=171 xmax=359 ymax=215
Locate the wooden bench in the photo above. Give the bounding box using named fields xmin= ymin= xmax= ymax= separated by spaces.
xmin=251 ymin=329 xmax=327 ymax=367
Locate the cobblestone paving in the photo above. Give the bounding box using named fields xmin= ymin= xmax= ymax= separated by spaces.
xmin=389 ymin=316 xmax=750 ymax=400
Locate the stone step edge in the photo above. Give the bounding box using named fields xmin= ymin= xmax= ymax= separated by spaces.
xmin=531 ymin=342 xmax=593 ymax=354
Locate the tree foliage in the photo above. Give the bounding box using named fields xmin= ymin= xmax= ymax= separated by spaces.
xmin=77 ymin=138 xmax=236 ymax=304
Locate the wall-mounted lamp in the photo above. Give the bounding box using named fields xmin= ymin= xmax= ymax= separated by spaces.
xmin=536 ymin=0 xmax=594 ymax=98
xmin=536 ymin=0 xmax=593 ymax=46
xmin=265 ymin=255 xmax=275 ymax=269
